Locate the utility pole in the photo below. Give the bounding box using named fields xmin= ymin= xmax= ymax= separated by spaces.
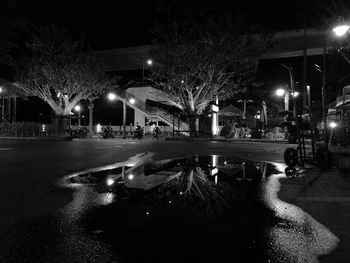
xmin=123 ymin=97 xmax=127 ymax=139
xmin=282 ymin=64 xmax=304 ymax=166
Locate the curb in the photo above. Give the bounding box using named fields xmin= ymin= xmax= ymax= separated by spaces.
xmin=164 ymin=137 xmax=289 ymax=143
xmin=0 ymin=136 xmax=72 ymax=141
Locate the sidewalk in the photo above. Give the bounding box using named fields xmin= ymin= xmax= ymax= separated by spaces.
xmin=278 ymin=167 xmax=350 ymax=263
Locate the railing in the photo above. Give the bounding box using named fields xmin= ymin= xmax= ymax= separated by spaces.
xmin=117 ymin=90 xmax=189 ymax=131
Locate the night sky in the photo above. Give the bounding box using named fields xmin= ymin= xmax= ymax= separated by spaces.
xmin=15 ymin=0 xmax=339 ymax=50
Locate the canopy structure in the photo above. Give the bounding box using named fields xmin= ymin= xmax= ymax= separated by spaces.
xmin=218 ymin=105 xmax=242 ymax=126
xmin=218 ymin=105 xmax=242 ymax=117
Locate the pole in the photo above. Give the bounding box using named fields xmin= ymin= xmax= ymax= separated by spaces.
xmin=283 ymin=64 xmax=304 ymax=166
xmin=302 ymin=20 xmax=308 ymax=114
xmin=1 ymin=94 xmax=4 ymax=121
xmin=13 ymin=95 xmax=16 ymax=123
xmin=307 ymin=85 xmax=316 ymax=158
xmin=142 ymin=63 xmax=145 ymax=83
xmin=78 ymin=110 xmax=81 ymax=126
xmin=172 ymin=115 xmax=175 ymax=137
xmin=7 ymin=95 xmax=11 ymax=122
xmin=284 ymin=89 xmax=290 ymax=112
xmin=243 ymin=100 xmax=246 ymax=120
xmin=123 ymin=98 xmax=126 ymax=139
xmin=88 ymin=102 xmax=94 ymax=136
xmin=322 ymin=47 xmax=328 ymax=148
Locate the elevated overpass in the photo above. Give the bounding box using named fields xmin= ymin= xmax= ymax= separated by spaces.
xmin=94 ymin=28 xmax=333 ymax=72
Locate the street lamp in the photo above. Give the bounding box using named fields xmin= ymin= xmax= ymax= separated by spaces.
xmin=108 ymin=91 xmax=127 ymax=139
xmin=333 ymin=24 xmax=350 ymax=37
xmin=129 ymin=98 xmax=135 ymax=104
xmin=74 ymin=105 xmax=81 ymax=126
xmin=328 ymin=121 xmax=337 ymax=148
xmin=142 ymin=59 xmax=153 ymax=81
xmin=276 ymin=88 xmax=285 ymax=97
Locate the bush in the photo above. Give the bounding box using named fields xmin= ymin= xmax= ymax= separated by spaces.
xmin=0 ymin=122 xmax=59 ymax=137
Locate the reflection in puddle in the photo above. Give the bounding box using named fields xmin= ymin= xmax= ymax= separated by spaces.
xmin=60 ymin=152 xmax=339 ymax=263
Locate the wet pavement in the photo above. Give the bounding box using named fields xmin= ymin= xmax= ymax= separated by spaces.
xmin=0 ymin=147 xmax=341 ymax=263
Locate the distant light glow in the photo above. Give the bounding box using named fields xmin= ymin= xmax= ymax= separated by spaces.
xmin=108 ymin=93 xmax=117 ymax=101
xmin=0 ymin=87 xmax=2 ymax=93
xmin=96 ymin=124 xmax=102 ymax=133
xmin=41 ymin=124 xmax=46 ymax=132
xmin=333 ymin=25 xmax=350 ymax=37
xmin=128 ymin=174 xmax=134 ymax=180
xmin=129 ymin=98 xmax=135 ymax=104
xmin=146 ymin=59 xmax=153 ymax=65
xmin=146 ymin=211 xmax=150 ymax=216
xmin=292 ymin=91 xmax=299 ymax=97
xmin=330 ymin=122 xmax=337 ymax=128
xmin=211 ymin=168 xmax=219 ymax=176
xmin=276 ymin=88 xmax=286 ymax=97
xmin=74 ymin=105 xmax=81 ymax=111
xmin=107 ymin=179 xmax=114 ymax=186
xmin=211 ymin=104 xmax=219 ymax=113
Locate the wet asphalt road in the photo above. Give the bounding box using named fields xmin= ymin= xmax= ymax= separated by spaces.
xmin=0 ymin=138 xmax=348 ymax=262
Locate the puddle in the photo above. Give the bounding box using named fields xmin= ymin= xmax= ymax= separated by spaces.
xmin=60 ymin=152 xmax=339 ymax=263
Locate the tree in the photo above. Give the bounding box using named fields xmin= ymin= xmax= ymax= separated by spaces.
xmin=15 ymin=25 xmax=116 ymax=131
xmin=149 ymin=3 xmax=265 ymax=134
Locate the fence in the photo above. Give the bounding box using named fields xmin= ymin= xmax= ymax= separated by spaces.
xmin=0 ymin=122 xmax=59 ymax=137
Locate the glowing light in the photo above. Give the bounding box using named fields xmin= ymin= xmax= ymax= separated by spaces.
xmin=0 ymin=87 xmax=2 ymax=93
xmin=211 ymin=104 xmax=219 ymax=113
xmin=168 ymin=200 xmax=172 ymax=204
xmin=128 ymin=174 xmax=134 ymax=180
xmin=129 ymin=98 xmax=135 ymax=104
xmin=96 ymin=124 xmax=102 ymax=133
xmin=74 ymin=105 xmax=81 ymax=111
xmin=330 ymin=122 xmax=337 ymax=128
xmin=146 ymin=59 xmax=153 ymax=65
xmin=181 ymin=80 xmax=184 ymax=84
xmin=146 ymin=211 xmax=150 ymax=216
xmin=179 ymin=191 xmax=183 ymax=195
xmin=276 ymin=88 xmax=285 ymax=97
xmin=107 ymin=179 xmax=114 ymax=186
xmin=292 ymin=91 xmax=299 ymax=97
xmin=211 ymin=168 xmax=218 ymax=176
xmin=41 ymin=124 xmax=46 ymax=132
xmin=57 ymin=91 xmax=61 ymax=98
xmin=108 ymin=93 xmax=117 ymax=101
xmin=333 ymin=25 xmax=350 ymax=37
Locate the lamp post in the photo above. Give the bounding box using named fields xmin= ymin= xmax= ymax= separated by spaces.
xmin=279 ymin=64 xmax=304 ymax=166
xmin=237 ymin=99 xmax=253 ymax=123
xmin=74 ymin=105 xmax=81 ymax=126
xmin=142 ymin=59 xmax=153 ymax=81
xmin=328 ymin=121 xmax=337 ymax=149
xmin=108 ymin=92 xmax=136 ymax=139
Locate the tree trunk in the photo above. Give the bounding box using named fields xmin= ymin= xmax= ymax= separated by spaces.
xmin=51 ymin=115 xmax=69 ymax=136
